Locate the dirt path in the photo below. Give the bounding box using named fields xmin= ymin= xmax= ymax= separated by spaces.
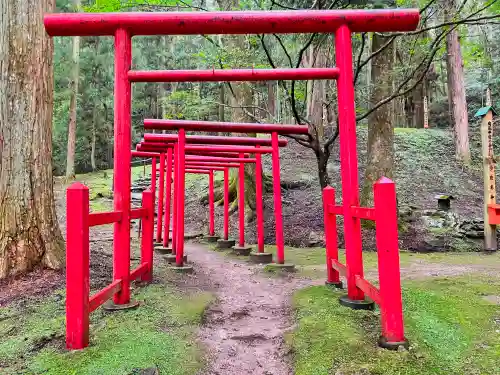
xmin=185 ymin=243 xmax=311 ymax=375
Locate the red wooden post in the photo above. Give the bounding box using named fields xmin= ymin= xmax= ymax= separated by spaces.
xmin=374 ymin=177 xmax=407 ymax=348
xmin=271 ymin=132 xmax=286 ymax=264
xmin=238 ymin=152 xmax=245 ymax=247
xmin=163 ymin=148 xmax=173 ymax=247
xmin=141 ymin=188 xmax=154 ymax=282
xmin=322 ymin=187 xmax=342 ymax=287
xmin=172 ymin=143 xmax=178 ymax=254
xmin=209 ymin=170 xmax=215 ymax=236
xmin=113 ymin=28 xmax=132 ymax=305
xmin=176 ymin=129 xmax=186 ymax=267
xmin=255 ymin=145 xmax=264 ymax=252
xmin=151 ymin=156 xmax=157 ymax=210
xmin=66 ymin=183 xmax=90 ymax=350
xmin=224 ymin=167 xmax=229 ymax=240
xmin=156 ymin=152 xmax=165 ymax=243
xmin=335 ymin=25 xmax=365 ymax=302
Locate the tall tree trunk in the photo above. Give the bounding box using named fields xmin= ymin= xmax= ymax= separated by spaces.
xmin=444 ymin=0 xmax=470 ymax=163
xmin=91 ymin=102 xmax=98 ymax=171
xmin=216 ymin=0 xmax=257 ymax=215
xmin=65 ymin=0 xmax=81 ymax=179
xmin=306 ymin=44 xmax=327 ymax=139
xmin=218 ymin=83 xmax=225 ymax=122
xmin=267 ymin=81 xmax=276 ymax=122
xmin=361 ymin=32 xmax=395 ymax=206
xmin=0 ymin=0 xmax=64 ymax=279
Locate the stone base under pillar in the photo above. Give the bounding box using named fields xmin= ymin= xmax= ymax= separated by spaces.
xmin=249 ymin=252 xmax=273 ymax=264
xmin=216 ymin=239 xmax=236 ymax=249
xmin=338 ymin=295 xmax=375 ymax=310
xmin=164 ymin=254 xmax=188 ymax=264
xmin=204 ymin=235 xmax=220 ymax=243
xmin=102 ymin=300 xmax=140 ymax=312
xmin=325 ymin=280 xmax=343 ymax=289
xmin=232 ymin=245 xmax=253 ymax=256
xmin=154 ymin=246 xmax=172 ymax=255
xmin=378 ymin=336 xmax=410 ymax=350
xmin=168 ymin=265 xmax=194 ymax=274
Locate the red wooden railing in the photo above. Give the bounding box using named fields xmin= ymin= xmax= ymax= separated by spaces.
xmin=322 ymin=177 xmax=407 ymax=349
xmin=66 ymin=182 xmax=154 ymax=350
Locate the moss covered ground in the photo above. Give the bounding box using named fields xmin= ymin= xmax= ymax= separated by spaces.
xmin=0 ymin=276 xmax=213 ymax=375
xmin=290 ymin=276 xmax=500 ymax=375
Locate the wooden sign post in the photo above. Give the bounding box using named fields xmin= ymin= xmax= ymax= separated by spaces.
xmin=475 ymin=89 xmax=498 ymax=252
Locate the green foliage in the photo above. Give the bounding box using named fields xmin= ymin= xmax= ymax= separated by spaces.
xmin=290 ymin=276 xmax=500 ymax=375
xmin=85 ymin=0 xmax=189 ymax=12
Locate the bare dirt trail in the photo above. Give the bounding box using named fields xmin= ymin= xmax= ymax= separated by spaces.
xmin=185 ymin=243 xmax=312 ymax=375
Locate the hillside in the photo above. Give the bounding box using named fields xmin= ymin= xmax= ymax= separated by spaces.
xmin=181 ymin=125 xmax=495 ymax=252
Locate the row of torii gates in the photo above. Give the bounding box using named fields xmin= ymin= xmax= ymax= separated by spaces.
xmin=45 ymin=9 xmax=420 ymax=353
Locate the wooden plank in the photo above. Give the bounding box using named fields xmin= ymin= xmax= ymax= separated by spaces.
xmin=88 ymin=211 xmax=122 ymax=227
xmin=89 ymin=280 xmax=122 ymax=312
xmin=355 ymin=276 xmax=381 ymax=305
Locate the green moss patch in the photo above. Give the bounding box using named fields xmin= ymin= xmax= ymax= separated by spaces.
xmin=289 ymin=276 xmax=500 ymax=375
xmin=1 ymin=284 xmax=213 ymax=375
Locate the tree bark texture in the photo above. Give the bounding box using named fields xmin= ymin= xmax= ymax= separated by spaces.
xmin=306 ymin=44 xmax=327 ymax=139
xmin=361 ymin=32 xmax=395 ymax=206
xmin=0 ymin=0 xmax=65 ymax=279
xmin=445 ymin=0 xmax=470 ymax=163
xmin=216 ymin=0 xmax=258 ymax=214
xmin=65 ymin=0 xmax=81 ymax=179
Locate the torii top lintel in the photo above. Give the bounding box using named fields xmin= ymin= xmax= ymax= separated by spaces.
xmin=44 ymin=10 xmax=420 ymax=37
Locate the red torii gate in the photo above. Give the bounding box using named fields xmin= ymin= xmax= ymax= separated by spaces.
xmin=136 ymin=140 xmax=280 ymax=259
xmin=45 ymin=9 xmax=419 ymax=350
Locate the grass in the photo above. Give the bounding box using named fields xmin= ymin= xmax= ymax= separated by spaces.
xmin=1 ymin=280 xmax=213 ymax=375
xmin=257 ymin=245 xmax=500 ymax=278
xmin=290 ymin=275 xmax=500 ymax=375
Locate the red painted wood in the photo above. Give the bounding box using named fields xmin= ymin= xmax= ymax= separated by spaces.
xmin=151 ymin=157 xmax=157 ymax=217
xmin=144 ymin=134 xmax=288 ymax=147
xmin=113 ymin=28 xmax=132 ymax=305
xmin=355 ymin=276 xmax=381 ymax=305
xmin=44 ymin=10 xmax=420 ymax=37
xmin=255 ymin=145 xmax=264 ymax=253
xmin=144 ymin=119 xmax=309 ymax=134
xmin=185 ymin=169 xmax=211 ymax=174
xmin=238 ymin=153 xmax=246 ymax=247
xmin=188 ymin=156 xmax=256 ymax=163
xmin=322 ymin=187 xmax=341 ymax=284
xmin=209 ymin=171 xmax=215 ymax=236
xmin=130 ymin=263 xmax=149 ymax=281
xmin=129 ymin=68 xmax=339 ymax=82
xmin=374 ymin=177 xmax=406 ymax=344
xmin=132 ymin=150 xmax=162 ymax=158
xmin=271 ymin=132 xmax=285 ymax=264
xmin=335 ymin=25 xmax=365 ymax=301
xmin=350 ymin=206 xmax=376 ymax=221
xmin=176 ymin=129 xmax=186 ymax=267
xmin=172 ymin=144 xmax=178 ymax=254
xmin=130 ymin=208 xmax=147 ymax=220
xmin=88 ymin=211 xmax=122 ymax=227
xmin=138 ymin=143 xmax=245 ymax=159
xmin=331 ymin=259 xmax=347 ymax=277
xmin=163 ymin=149 xmax=173 ymax=248
xmin=66 ymin=183 xmax=90 ymax=350
xmin=186 ymin=145 xmax=273 ymax=154
xmin=141 ymin=188 xmax=154 ymax=282
xmin=224 ymin=167 xmax=229 ymax=241
xmin=156 ymin=153 xmax=165 ymax=243
xmin=184 ymin=165 xmax=231 ymax=171
xmin=488 ymin=204 xmax=500 ymax=224
xmin=89 ymin=280 xmax=122 ymax=313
